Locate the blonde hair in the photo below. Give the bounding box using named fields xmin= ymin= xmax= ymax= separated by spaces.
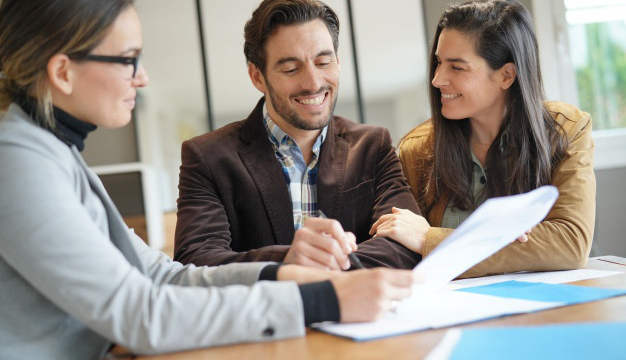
xmin=0 ymin=0 xmax=134 ymax=129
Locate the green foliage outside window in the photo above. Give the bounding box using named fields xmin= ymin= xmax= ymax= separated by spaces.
xmin=571 ymin=21 xmax=626 ymax=130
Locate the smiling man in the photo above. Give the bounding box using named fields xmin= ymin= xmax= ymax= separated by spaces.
xmin=174 ymin=0 xmax=423 ymax=270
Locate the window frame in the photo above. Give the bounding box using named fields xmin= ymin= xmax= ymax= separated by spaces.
xmin=530 ymin=0 xmax=626 ymax=170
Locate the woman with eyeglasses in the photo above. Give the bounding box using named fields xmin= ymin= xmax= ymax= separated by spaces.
xmin=370 ymin=0 xmax=595 ymax=278
xmin=0 ymin=1 xmax=415 ymax=359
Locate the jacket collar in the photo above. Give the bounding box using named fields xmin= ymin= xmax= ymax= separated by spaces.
xmin=238 ymin=98 xmax=295 ymax=245
xmin=237 ymin=97 xmax=350 ymax=243
xmin=240 ymin=98 xmax=269 ymax=144
xmin=317 ymin=117 xmax=349 ymax=221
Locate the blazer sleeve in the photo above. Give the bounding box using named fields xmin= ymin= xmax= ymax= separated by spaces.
xmin=421 ymin=112 xmax=595 ymax=278
xmin=353 ymin=127 xmax=423 ymax=269
xmin=0 ymin=144 xmax=304 ymax=355
xmin=130 ymin=230 xmax=276 ymax=287
xmin=175 ymin=139 xmax=290 ymax=266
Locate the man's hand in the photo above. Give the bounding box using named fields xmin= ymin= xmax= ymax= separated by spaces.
xmin=331 ymin=268 xmax=417 ymax=322
xmin=284 ymin=217 xmax=357 ymax=270
xmin=369 ymin=207 xmax=430 ymax=254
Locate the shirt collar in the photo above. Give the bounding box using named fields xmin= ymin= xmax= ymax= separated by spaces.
xmin=499 ymin=129 xmax=510 ymax=154
xmin=469 ymin=127 xmax=509 ymax=173
xmin=470 ymin=149 xmax=482 ymax=168
xmin=262 ymin=103 xmax=328 ymax=153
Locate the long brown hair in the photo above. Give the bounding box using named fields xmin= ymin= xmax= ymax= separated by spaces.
xmin=0 ymin=0 xmax=134 ymax=129
xmin=427 ymin=0 xmax=567 ymax=211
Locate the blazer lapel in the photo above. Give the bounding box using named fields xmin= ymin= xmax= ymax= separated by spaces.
xmin=239 ymin=99 xmax=295 ymax=245
xmin=71 ymin=148 xmax=145 ymax=273
xmin=317 ymin=119 xmax=349 ymax=220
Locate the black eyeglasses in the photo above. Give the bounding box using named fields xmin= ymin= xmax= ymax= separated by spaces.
xmin=79 ymin=53 xmax=142 ymax=78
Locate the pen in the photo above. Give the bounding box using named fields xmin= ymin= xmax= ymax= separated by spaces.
xmin=317 ymin=210 xmax=366 ymax=270
xmin=348 ymin=250 xmax=366 ymax=270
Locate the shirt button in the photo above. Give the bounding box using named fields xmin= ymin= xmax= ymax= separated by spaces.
xmin=480 ymin=176 xmax=487 ymax=184
xmin=262 ymin=327 xmax=275 ymax=337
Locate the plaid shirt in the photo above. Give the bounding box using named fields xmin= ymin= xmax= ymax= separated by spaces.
xmin=263 ymin=106 xmax=328 ymax=230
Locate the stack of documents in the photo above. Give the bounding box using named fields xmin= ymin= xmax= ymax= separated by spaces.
xmin=314 ymin=186 xmax=626 ymax=340
xmin=426 ymin=322 xmax=626 ymax=360
xmin=447 ymin=268 xmax=622 ymax=290
xmin=315 ymin=281 xmax=626 ymax=340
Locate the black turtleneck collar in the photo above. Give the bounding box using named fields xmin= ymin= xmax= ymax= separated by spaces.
xmin=16 ymin=95 xmax=97 ymax=151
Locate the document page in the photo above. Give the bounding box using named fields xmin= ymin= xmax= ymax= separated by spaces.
xmin=316 ymin=290 xmax=559 ymax=341
xmin=413 ymin=185 xmax=559 ymax=292
xmin=315 ymin=186 xmax=561 ymax=340
xmin=446 ymin=269 xmax=622 ymax=290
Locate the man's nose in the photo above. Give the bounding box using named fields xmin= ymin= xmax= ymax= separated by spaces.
xmin=299 ymin=64 xmax=323 ymax=92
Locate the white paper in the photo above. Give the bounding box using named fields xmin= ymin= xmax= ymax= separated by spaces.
xmin=316 ymin=290 xmax=560 ymax=340
xmin=315 ymin=186 xmax=561 ymax=340
xmin=446 ymin=269 xmax=622 ymax=290
xmin=414 ymin=185 xmax=559 ymax=292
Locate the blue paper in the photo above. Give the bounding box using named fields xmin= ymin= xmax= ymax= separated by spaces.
xmin=458 ymin=280 xmax=626 ymax=304
xmin=449 ymin=322 xmax=626 ymax=360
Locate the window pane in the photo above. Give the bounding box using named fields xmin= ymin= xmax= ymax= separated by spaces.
xmin=565 ymin=0 xmax=626 ymax=130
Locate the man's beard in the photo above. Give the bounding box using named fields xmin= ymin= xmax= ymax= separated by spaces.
xmin=266 ymin=80 xmax=337 ymax=130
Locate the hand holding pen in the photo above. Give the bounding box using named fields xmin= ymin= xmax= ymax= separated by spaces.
xmin=317 ymin=210 xmax=365 ymax=269
xmin=282 ymin=210 xmax=408 ymax=314
xmin=316 ymin=211 xmax=406 ymax=313
xmin=316 ymin=211 xmax=405 ymax=313
xmin=283 ymin=210 xmax=361 ymax=270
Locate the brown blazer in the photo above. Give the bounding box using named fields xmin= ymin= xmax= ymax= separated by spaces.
xmin=174 ymin=98 xmax=422 ymax=268
xmin=398 ymin=101 xmax=595 ymax=278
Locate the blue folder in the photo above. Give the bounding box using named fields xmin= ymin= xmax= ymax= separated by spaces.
xmin=448 ymin=322 xmax=626 ymax=360
xmin=458 ymin=280 xmax=626 ymax=304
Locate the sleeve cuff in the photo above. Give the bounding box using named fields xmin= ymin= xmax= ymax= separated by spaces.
xmin=259 ymin=264 xmax=281 ymax=281
xmin=299 ymin=280 xmax=340 ymax=325
xmin=424 ymin=227 xmax=454 ymax=256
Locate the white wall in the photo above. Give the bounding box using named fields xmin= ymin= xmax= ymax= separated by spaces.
xmin=132 ymin=0 xmax=429 ymax=210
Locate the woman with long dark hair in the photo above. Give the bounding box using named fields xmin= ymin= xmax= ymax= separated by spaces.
xmin=0 ymin=1 xmax=414 ymax=358
xmin=371 ymin=0 xmax=595 ymax=278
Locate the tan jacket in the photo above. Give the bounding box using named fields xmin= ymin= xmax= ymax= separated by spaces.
xmin=398 ymin=101 xmax=595 ymax=278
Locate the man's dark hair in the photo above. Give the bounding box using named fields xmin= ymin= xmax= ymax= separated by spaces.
xmin=244 ymin=0 xmax=339 ymax=73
